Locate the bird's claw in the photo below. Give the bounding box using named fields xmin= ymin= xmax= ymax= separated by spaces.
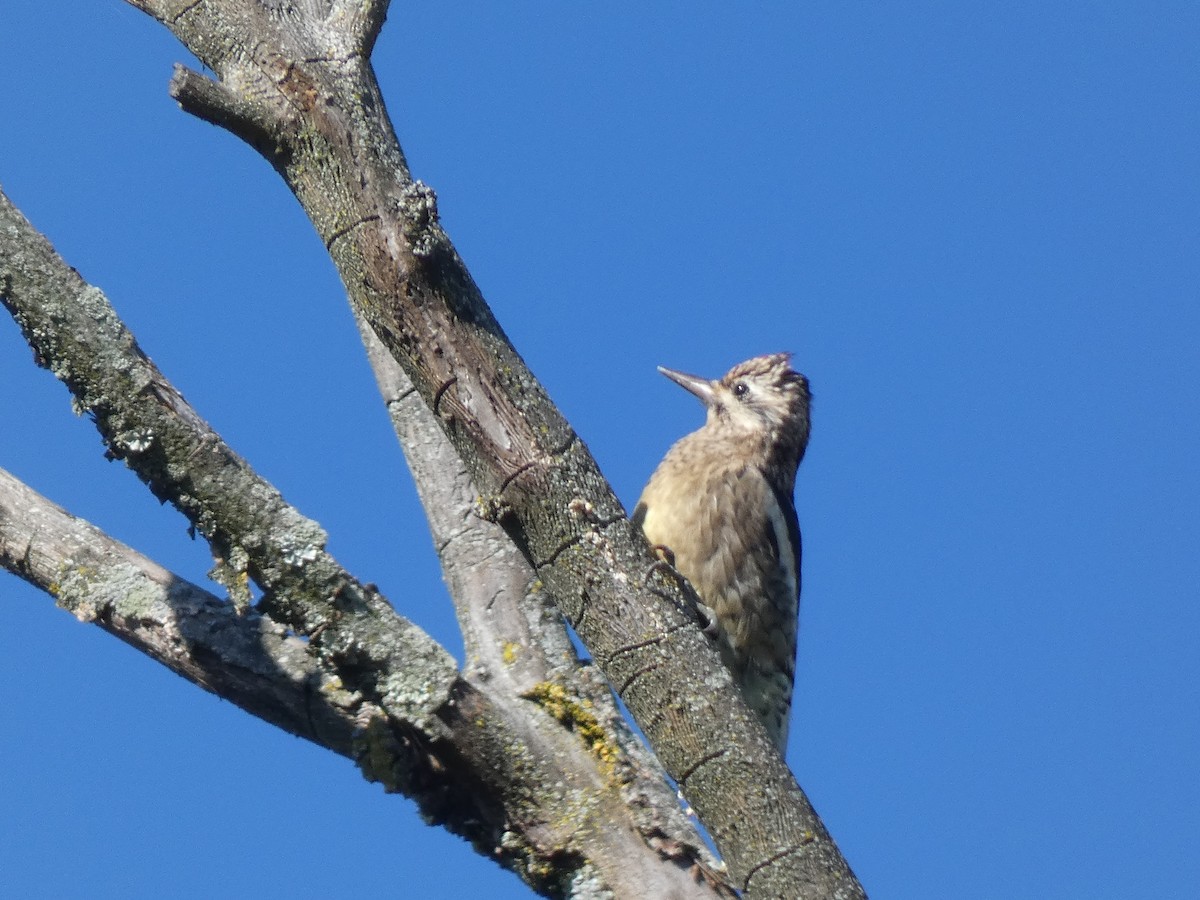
xmin=644 ymin=545 xmax=717 ymax=636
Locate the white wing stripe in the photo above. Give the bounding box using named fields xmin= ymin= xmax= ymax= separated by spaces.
xmin=763 ymin=486 xmax=798 ymax=609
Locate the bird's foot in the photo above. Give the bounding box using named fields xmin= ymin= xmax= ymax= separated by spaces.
xmin=644 ymin=546 xmax=718 ymax=635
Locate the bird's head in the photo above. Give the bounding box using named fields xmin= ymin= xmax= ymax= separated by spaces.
xmin=659 ymin=353 xmax=811 ymax=461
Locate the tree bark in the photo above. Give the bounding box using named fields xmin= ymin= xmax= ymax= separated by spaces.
xmin=0 ymin=189 xmax=729 ymax=899
xmin=2 ymin=0 xmax=866 ymax=895
xmin=0 ymin=466 xmax=362 ymax=753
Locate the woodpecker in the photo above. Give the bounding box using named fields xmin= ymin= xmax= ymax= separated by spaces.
xmin=633 ymin=353 xmax=810 ymax=752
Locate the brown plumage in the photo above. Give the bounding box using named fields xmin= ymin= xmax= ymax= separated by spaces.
xmin=633 ymin=353 xmax=811 ymax=751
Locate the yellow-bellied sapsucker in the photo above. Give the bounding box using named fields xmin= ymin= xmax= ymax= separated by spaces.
xmin=633 ymin=353 xmax=811 ymax=752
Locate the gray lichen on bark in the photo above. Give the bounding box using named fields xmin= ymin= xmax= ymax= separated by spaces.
xmin=0 ymin=1 xmax=866 ymax=897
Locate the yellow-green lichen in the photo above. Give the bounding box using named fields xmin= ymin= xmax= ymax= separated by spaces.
xmin=522 ymin=681 xmax=620 ymax=771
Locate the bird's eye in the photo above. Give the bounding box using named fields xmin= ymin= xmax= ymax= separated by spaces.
xmin=732 ymin=381 xmax=749 ymax=399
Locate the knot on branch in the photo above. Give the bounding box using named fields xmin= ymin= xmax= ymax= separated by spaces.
xmin=399 ymin=181 xmax=445 ymax=258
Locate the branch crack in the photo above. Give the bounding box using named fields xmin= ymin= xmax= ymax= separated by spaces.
xmin=744 ymin=840 xmax=816 ymax=893
xmin=677 ymin=748 xmax=728 ymax=789
xmin=325 ymin=213 xmax=382 ymax=251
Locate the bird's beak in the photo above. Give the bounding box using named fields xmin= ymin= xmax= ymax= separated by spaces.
xmin=658 ymin=366 xmax=716 ymax=407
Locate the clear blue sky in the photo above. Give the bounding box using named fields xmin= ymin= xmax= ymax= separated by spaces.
xmin=3 ymin=4 xmax=1198 ymax=898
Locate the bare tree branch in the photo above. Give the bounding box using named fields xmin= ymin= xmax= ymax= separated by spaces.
xmin=0 ymin=466 xmax=361 ymax=754
xmin=3 ymin=1 xmax=865 ymax=894
xmin=109 ymin=2 xmax=864 ymax=895
xmin=0 ymin=188 xmax=731 ymax=899
xmin=357 ymin=315 xmax=731 ymax=890
xmin=357 ymin=313 xmax=571 ymax=684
